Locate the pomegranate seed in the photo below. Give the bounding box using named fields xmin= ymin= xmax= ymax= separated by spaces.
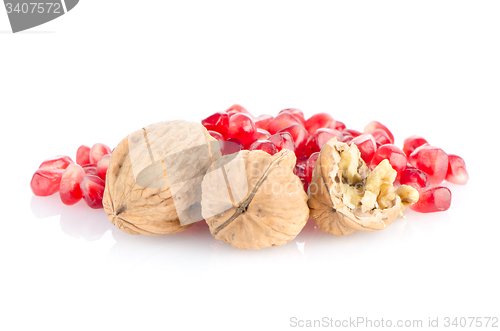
xmin=76 ymin=145 xmax=91 ymax=166
xmin=364 ymin=121 xmax=395 ymax=144
xmin=254 ymin=115 xmax=274 ymax=132
xmin=351 ymin=134 xmax=377 ymax=165
xmin=293 ymin=164 xmax=306 ymax=179
xmin=228 ymin=113 xmax=258 ymax=149
xmin=39 ymin=155 xmax=74 ymax=170
xmin=342 ymin=135 xmax=354 ymax=144
xmin=370 ymin=129 xmax=393 ymax=145
xmin=256 ymin=128 xmax=271 ymax=140
xmin=400 ymin=167 xmax=430 ymax=189
xmin=225 ymin=104 xmax=253 ymax=118
xmin=220 ymin=138 xmax=243 ymax=156
xmin=296 ymin=156 xmax=308 ymax=168
xmin=268 ymin=112 xmax=302 ymax=134
xmin=342 ymin=129 xmax=362 ymax=138
xmin=409 ymin=145 xmax=449 ymax=185
xmin=82 ymin=164 xmax=100 ymax=177
xmin=305 ymin=113 xmax=335 ymax=135
xmin=334 ymin=121 xmax=346 ymax=131
xmin=278 ymin=124 xmax=309 ymax=156
xmin=80 ymin=175 xmax=106 ymax=209
xmin=268 ymin=132 xmax=295 ymax=152
xmin=305 ymin=128 xmax=343 ymax=156
xmin=208 ymin=130 xmax=224 ymax=141
xmin=371 ymin=145 xmax=407 ymax=177
xmin=410 ymin=186 xmax=452 ymax=213
xmin=59 ymin=164 xmax=85 ymax=205
xmin=249 ymin=140 xmax=278 ymax=155
xmin=403 ymin=135 xmax=428 ymax=156
xmin=97 ymin=154 xmax=111 ymax=180
xmin=89 ymin=143 xmax=112 ymax=164
xmin=446 ymin=154 xmax=469 ymax=185
xmin=278 ymin=108 xmax=306 ymax=126
xmin=305 ymin=152 xmax=320 ymax=183
xmin=202 ymin=112 xmax=230 ymax=139
xmin=31 ymin=169 xmax=65 ymax=196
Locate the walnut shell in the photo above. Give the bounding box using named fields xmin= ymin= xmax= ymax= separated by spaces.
xmin=308 ymin=138 xmax=404 ymax=237
xmin=103 ymin=121 xmax=221 ymax=235
xmin=201 ymin=149 xmax=309 ymax=250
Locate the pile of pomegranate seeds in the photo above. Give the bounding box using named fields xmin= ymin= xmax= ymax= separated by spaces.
xmin=202 ymin=104 xmax=469 ymax=214
xmin=30 ymin=143 xmax=111 ymax=209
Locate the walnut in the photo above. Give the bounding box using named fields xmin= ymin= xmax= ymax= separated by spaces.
xmin=201 ymin=149 xmax=309 ymax=250
xmin=103 ymin=121 xmax=221 ymax=235
xmin=308 ymin=138 xmax=418 ymax=236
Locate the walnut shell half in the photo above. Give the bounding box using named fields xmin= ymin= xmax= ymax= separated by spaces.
xmin=103 ymin=121 xmax=221 ymax=235
xmin=308 ymin=138 xmax=417 ymax=236
xmin=201 ymin=149 xmax=309 ymax=250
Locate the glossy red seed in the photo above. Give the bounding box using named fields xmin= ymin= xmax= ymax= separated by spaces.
xmin=296 ymin=156 xmax=308 ymax=168
xmin=227 ymin=113 xmax=258 ymax=149
xmin=76 ymin=145 xmax=91 ymax=166
xmin=249 ymin=140 xmax=278 ymax=155
xmin=221 ymin=138 xmax=243 ymax=156
xmin=293 ymin=164 xmax=306 ymax=179
xmin=254 ymin=115 xmax=274 ymax=132
xmin=31 ymin=169 xmax=65 ymax=196
xmin=364 ymin=121 xmax=395 ymax=144
xmin=446 ymin=154 xmax=469 ymax=185
xmin=256 ymin=128 xmax=271 ymax=140
xmin=342 ymin=129 xmax=362 ymax=138
xmin=305 ymin=129 xmax=343 ymax=156
xmin=410 ymin=186 xmax=451 ymax=213
xmin=59 ymin=164 xmax=85 ymax=205
xmin=334 ymin=121 xmax=346 ymax=131
xmin=268 ymin=112 xmax=302 ymax=134
xmin=278 ymin=108 xmax=306 ymax=126
xmin=225 ymin=104 xmax=254 ymax=118
xmin=305 ymin=113 xmax=335 ymax=135
xmin=305 ymin=152 xmax=320 ymax=183
xmin=268 ymin=132 xmax=295 ymax=152
xmin=39 ymin=155 xmax=74 ymax=170
xmin=278 ymin=124 xmax=309 ymax=157
xmin=370 ymin=129 xmax=393 ymax=145
xmin=82 ymin=164 xmax=100 ymax=177
xmin=409 ymin=145 xmax=449 ymax=185
xmin=89 ymin=143 xmax=112 ymax=164
xmin=97 ymin=154 xmax=111 ymax=180
xmin=208 ymin=130 xmax=224 ymax=141
xmin=80 ymin=175 xmax=106 ymax=209
xmin=399 ymin=168 xmax=430 ymax=189
xmin=371 ymin=145 xmax=407 ymax=177
xmin=403 ymin=135 xmax=428 ymax=156
xmin=351 ymin=134 xmax=377 ymax=165
xmin=202 ymin=112 xmax=230 ymax=139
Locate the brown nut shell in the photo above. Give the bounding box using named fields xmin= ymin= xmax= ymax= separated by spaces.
xmin=201 ymin=150 xmax=309 ymax=250
xmin=308 ymin=138 xmax=403 ymax=237
xmin=103 ymin=121 xmax=220 ymax=235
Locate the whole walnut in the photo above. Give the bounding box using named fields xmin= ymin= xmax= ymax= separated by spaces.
xmin=103 ymin=121 xmax=221 ymax=235
xmin=201 ymin=149 xmax=310 ymax=250
xmin=308 ymin=138 xmax=418 ymax=236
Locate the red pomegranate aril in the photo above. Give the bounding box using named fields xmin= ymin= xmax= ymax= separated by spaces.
xmin=208 ymin=130 xmax=224 ymax=141
xmin=370 ymin=129 xmax=393 ymax=145
xmin=296 ymin=156 xmax=308 ymax=168
xmin=249 ymin=140 xmax=278 ymax=155
xmin=334 ymin=121 xmax=346 ymax=131
xmin=39 ymin=155 xmax=74 ymax=170
xmin=403 ymin=135 xmax=428 ymax=157
xmin=225 ymin=104 xmax=254 ymax=118
xmin=351 ymin=134 xmax=377 ymax=165
xmin=268 ymin=112 xmax=302 ymax=135
xmin=364 ymin=121 xmax=395 ymax=144
xmin=227 ymin=113 xmax=258 ymax=149
xmin=305 ymin=152 xmax=320 ymax=183
xmin=97 ymin=154 xmax=111 ymax=180
xmin=278 ymin=108 xmax=306 ymax=126
xmin=399 ymin=167 xmax=430 ymax=190
xmin=59 ymin=164 xmax=85 ymax=205
xmin=305 ymin=128 xmax=343 ymax=156
xmin=278 ymin=124 xmax=309 ymax=156
xmin=80 ymin=175 xmax=106 ymax=209
xmin=254 ymin=115 xmax=274 ymax=132
xmin=268 ymin=132 xmax=295 ymax=152
xmin=76 ymin=145 xmax=91 ymax=166
xmin=446 ymin=154 xmax=469 ymax=185
xmin=410 ymin=186 xmax=452 ymax=213
xmin=82 ymin=164 xmax=99 ymax=177
xmin=409 ymin=145 xmax=449 ymax=185
xmin=342 ymin=129 xmax=362 ymax=138
xmin=89 ymin=143 xmax=112 ymax=164
xmin=371 ymin=145 xmax=407 ymax=177
xmin=202 ymin=112 xmax=230 ymax=139
xmin=256 ymin=128 xmax=271 ymax=140
xmin=293 ymin=164 xmax=306 ymax=179
xmin=31 ymin=169 xmax=65 ymax=196
xmin=221 ymin=138 xmax=243 ymax=156
xmin=305 ymin=113 xmax=335 ymax=135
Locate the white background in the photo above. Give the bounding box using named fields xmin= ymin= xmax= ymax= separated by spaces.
xmin=1 ymin=1 xmax=499 ymax=330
